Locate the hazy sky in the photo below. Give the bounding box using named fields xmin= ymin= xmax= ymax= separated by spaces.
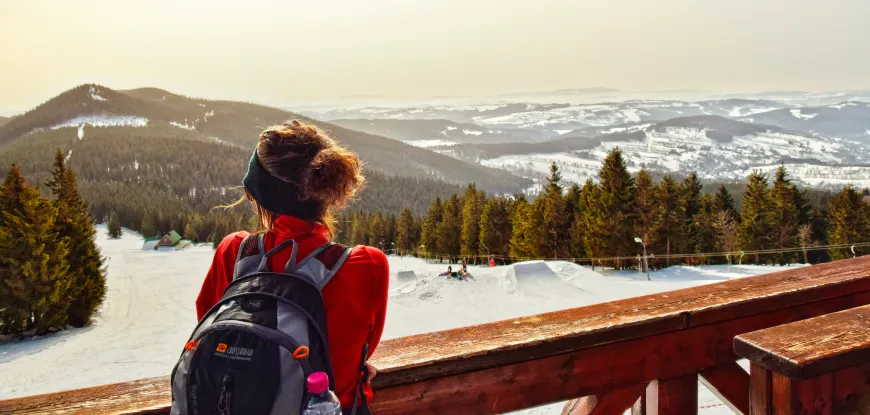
xmin=2 ymin=0 xmax=869 ymax=111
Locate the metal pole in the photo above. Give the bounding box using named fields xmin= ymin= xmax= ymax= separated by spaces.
xmin=642 ymin=242 xmax=650 ymax=281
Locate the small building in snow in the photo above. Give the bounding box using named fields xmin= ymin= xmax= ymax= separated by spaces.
xmin=155 ymin=230 xmax=182 ymax=249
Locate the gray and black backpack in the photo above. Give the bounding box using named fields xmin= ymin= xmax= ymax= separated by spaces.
xmin=170 ymin=234 xmax=370 ymax=415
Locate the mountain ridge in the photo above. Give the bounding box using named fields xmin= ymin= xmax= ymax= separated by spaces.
xmin=0 ymin=84 xmax=529 ymax=193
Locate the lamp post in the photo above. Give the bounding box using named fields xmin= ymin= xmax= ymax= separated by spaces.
xmin=634 ymin=237 xmax=650 ymax=281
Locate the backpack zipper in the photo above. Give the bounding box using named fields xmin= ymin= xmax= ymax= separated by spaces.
xmin=217 ymin=373 xmax=233 ymax=415
xmin=198 ymin=320 xmax=314 ymax=374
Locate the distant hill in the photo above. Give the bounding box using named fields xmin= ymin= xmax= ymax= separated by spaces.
xmin=742 ymin=102 xmax=870 ymax=141
xmin=0 ymin=84 xmax=529 ymax=194
xmin=329 ymin=118 xmax=547 ymax=145
xmin=0 ymin=116 xmax=8 ymax=127
xmin=448 ymin=115 xmax=870 ymax=188
xmin=0 ymin=125 xmax=462 ymax=228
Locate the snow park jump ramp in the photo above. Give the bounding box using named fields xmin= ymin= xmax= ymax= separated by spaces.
xmin=396 ymin=270 xmax=417 ymax=283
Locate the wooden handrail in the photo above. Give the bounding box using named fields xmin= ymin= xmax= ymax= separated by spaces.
xmin=735 ymin=303 xmax=870 ymax=414
xmin=4 ymin=256 xmax=870 ymax=414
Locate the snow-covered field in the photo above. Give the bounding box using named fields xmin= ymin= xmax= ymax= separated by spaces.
xmin=0 ymin=227 xmax=805 ymax=413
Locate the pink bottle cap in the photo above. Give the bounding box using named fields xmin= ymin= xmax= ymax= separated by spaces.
xmin=306 ymin=372 xmax=329 ymax=395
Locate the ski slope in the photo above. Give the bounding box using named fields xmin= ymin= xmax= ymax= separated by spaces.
xmin=0 ymin=227 xmax=805 ymax=413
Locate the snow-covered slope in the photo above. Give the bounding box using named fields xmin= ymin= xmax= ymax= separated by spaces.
xmin=478 ymin=116 xmax=870 ymax=188
xmin=743 ymin=101 xmax=870 ymax=140
xmin=0 ymin=228 xmax=804 ymax=415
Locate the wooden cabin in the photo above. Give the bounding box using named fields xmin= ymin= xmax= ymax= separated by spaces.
xmin=5 ymin=256 xmax=870 ymax=414
xmin=154 ymin=230 xmax=182 ymax=249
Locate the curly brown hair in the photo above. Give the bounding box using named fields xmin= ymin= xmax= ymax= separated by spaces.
xmin=225 ymin=120 xmax=364 ymax=235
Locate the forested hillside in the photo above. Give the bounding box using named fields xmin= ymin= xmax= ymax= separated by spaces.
xmin=0 ymin=126 xmax=461 ymax=242
xmin=0 ymin=84 xmax=528 ymax=193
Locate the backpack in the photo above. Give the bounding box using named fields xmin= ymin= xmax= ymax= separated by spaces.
xmin=170 ymin=234 xmax=371 ymax=415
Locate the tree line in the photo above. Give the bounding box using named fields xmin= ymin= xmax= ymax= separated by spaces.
xmin=333 ymin=149 xmax=870 ymax=268
xmin=0 ymin=151 xmax=106 ymax=337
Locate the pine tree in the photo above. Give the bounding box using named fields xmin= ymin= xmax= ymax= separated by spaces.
xmin=634 ymin=169 xmax=662 ymax=247
xmin=0 ymin=165 xmax=70 ymax=335
xmin=714 ymin=210 xmax=739 ymax=257
xmin=509 ymin=197 xmax=541 ymax=258
xmin=438 ymin=195 xmax=462 ymax=256
xmin=713 ymin=185 xmax=738 ymax=220
xmin=140 ymin=211 xmax=156 ymax=238
xmin=692 ymin=194 xmax=718 ymax=261
xmin=107 ymin=210 xmax=122 ymax=238
xmin=534 ymin=163 xmax=570 ymax=258
xmin=460 ymin=184 xmax=485 ymax=257
xmin=45 ymin=152 xmax=106 ymax=328
xmin=420 ymin=197 xmax=443 ymax=256
xmin=368 ymin=213 xmax=386 ymax=249
xmin=827 ymin=185 xmax=870 ymax=260
xmin=396 ymin=208 xmax=416 ymax=255
xmin=739 ymin=171 xmax=775 ymax=263
xmin=350 ymin=213 xmax=369 ymax=247
xmin=656 ymin=175 xmax=684 ymax=266
xmin=585 ymin=149 xmax=636 ymax=267
xmin=770 ymin=166 xmax=801 ymax=264
xmin=479 ymin=197 xmax=513 ymax=257
xmin=184 ymin=220 xmax=199 ymax=243
xmin=680 ymin=173 xmax=703 ymax=253
xmin=579 ymin=179 xmax=602 ymax=258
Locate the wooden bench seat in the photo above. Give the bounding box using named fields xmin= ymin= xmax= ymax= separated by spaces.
xmin=734 ymin=303 xmax=870 ymax=415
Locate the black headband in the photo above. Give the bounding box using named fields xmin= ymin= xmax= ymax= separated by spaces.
xmin=242 ymin=146 xmax=322 ymax=219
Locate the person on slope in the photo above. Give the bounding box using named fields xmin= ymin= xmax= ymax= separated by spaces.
xmin=195 ymin=120 xmax=388 ymax=415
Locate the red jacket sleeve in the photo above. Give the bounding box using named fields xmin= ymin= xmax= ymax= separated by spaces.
xmin=363 ymin=246 xmax=390 ymax=359
xmin=196 ymin=231 xmax=248 ymax=320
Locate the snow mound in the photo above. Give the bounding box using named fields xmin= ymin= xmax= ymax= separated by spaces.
xmin=52 ymin=115 xmax=149 ymax=130
xmin=510 ymin=261 xmax=558 ymax=281
xmin=88 ymin=86 xmax=108 ymax=102
xmin=170 ymin=121 xmax=196 ymax=131
xmin=396 ymin=270 xmax=417 ymax=283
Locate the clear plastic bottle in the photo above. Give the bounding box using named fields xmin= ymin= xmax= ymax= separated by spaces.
xmin=302 ymin=372 xmax=342 ymax=415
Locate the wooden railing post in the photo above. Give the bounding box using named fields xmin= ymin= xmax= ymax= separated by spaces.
xmin=749 ymin=363 xmax=772 ymax=415
xmin=646 ymin=373 xmax=698 ymax=415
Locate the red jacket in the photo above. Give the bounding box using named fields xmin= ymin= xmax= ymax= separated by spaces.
xmin=195 ymin=215 xmax=389 ymax=407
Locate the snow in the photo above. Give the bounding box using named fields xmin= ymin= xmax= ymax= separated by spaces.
xmin=51 ymin=115 xmax=149 ymax=130
xmin=462 ymin=129 xmax=483 ymax=136
xmin=790 ymin=108 xmax=818 ymax=120
xmin=77 ymin=124 xmax=84 ymax=140
xmin=65 ymin=149 xmax=72 ymax=162
xmin=402 ymin=139 xmax=457 ymax=148
xmin=169 ymin=121 xmax=196 ymax=131
xmin=0 ymin=229 xmax=807 ymax=414
xmin=554 ymin=129 xmax=573 ymax=135
xmin=88 ymin=86 xmax=107 ymax=102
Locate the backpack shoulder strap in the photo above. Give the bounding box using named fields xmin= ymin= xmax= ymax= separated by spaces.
xmin=289 ymin=242 xmax=353 ymax=290
xmin=233 ymin=233 xmax=265 ymax=280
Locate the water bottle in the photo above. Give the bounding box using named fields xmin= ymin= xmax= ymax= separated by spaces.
xmin=302 ymin=372 xmax=342 ymax=415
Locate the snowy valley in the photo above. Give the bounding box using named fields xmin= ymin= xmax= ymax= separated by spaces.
xmin=308 ymin=92 xmax=870 ymax=189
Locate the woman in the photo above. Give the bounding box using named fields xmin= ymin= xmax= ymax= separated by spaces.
xmin=195 ymin=120 xmax=389 ymax=414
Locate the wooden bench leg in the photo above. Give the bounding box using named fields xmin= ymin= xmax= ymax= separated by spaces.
xmin=632 ymin=391 xmax=647 ymax=415
xmin=772 ymin=373 xmax=833 ymax=415
xmin=700 ymin=362 xmax=750 ymax=415
xmin=562 ymin=384 xmax=646 ymax=415
xmin=647 ymin=373 xmax=698 ymax=415
xmin=750 ymin=362 xmax=772 ymax=415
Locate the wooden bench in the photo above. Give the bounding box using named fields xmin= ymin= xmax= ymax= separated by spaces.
xmin=734 ymin=304 xmax=870 ymax=415
xmin=4 ymin=256 xmax=870 ymax=415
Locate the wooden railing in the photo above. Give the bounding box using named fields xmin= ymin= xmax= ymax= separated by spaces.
xmin=4 ymin=256 xmax=870 ymax=414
